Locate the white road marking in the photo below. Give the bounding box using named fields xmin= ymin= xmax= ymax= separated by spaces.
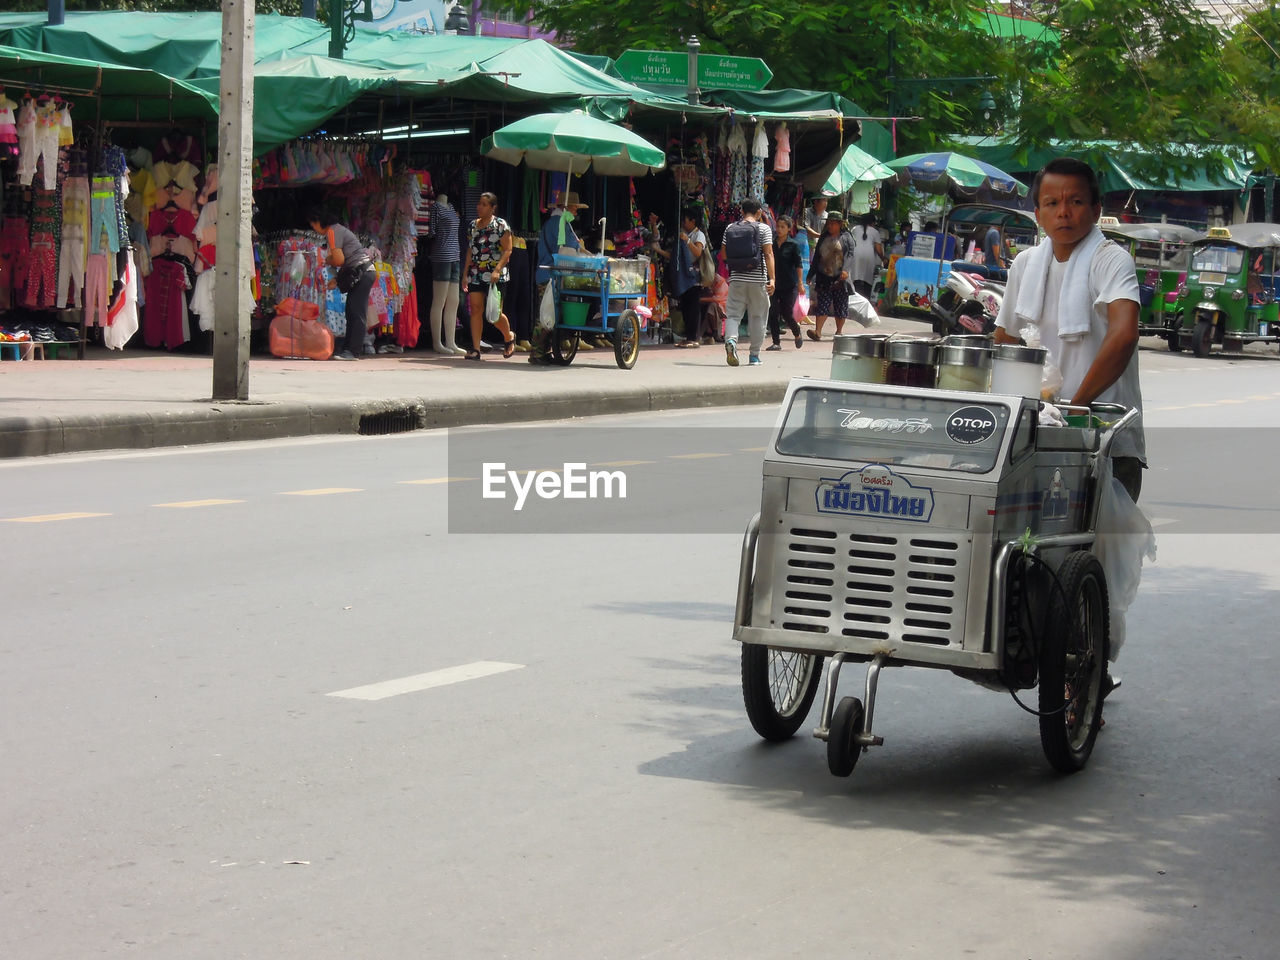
xmin=155 ymin=499 xmax=245 ymax=508
xmin=1149 ymin=517 xmax=1180 ymax=528
xmin=669 ymin=452 xmax=729 ymax=459
xmin=326 ymin=661 xmax=525 ymax=701
xmin=280 ymin=487 xmax=364 ymax=496
xmin=591 ymin=460 xmax=654 ymax=467
xmin=2 ymin=511 xmax=110 ymax=523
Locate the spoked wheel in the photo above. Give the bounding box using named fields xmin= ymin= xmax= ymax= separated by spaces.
xmin=826 ymin=696 xmax=865 ymax=777
xmin=741 ymin=644 xmax=825 ymax=742
xmin=1038 ymin=551 xmax=1110 ymax=774
xmin=1192 ymin=318 xmax=1214 ymax=358
xmin=551 ymin=330 xmax=579 ymax=366
xmin=613 ymin=309 xmax=640 ymax=369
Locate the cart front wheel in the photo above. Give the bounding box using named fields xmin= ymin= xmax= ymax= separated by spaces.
xmin=1192 ymin=318 xmax=1214 ymax=358
xmin=741 ymin=644 xmax=824 ymax=742
xmin=827 ymin=696 xmax=865 ymax=777
xmin=1038 ymin=551 xmax=1110 ymax=774
xmin=551 ymin=330 xmax=579 ymax=366
xmin=613 ymin=308 xmax=640 ymax=369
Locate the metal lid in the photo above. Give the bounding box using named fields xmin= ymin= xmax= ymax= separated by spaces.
xmin=886 ymin=338 xmax=939 ymax=366
xmin=993 ymin=343 xmax=1048 ymax=365
xmin=937 ymin=344 xmax=992 ymax=369
xmin=944 ymin=334 xmax=992 ymax=347
xmin=832 ymin=334 xmax=887 ymax=360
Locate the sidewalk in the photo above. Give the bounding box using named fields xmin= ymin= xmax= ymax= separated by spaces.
xmin=0 ymin=315 xmax=928 ymax=458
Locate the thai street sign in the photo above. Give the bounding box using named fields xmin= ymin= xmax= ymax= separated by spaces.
xmin=615 ymin=50 xmax=689 ymax=87
xmin=697 ymin=55 xmax=772 ymax=92
xmin=616 ymin=50 xmax=772 ymax=92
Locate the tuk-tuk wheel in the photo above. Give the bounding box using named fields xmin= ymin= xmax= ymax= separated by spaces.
xmin=827 ymin=696 xmax=865 ymax=777
xmin=1038 ymin=552 xmax=1110 ymax=774
xmin=551 ymin=330 xmax=579 ymax=366
xmin=741 ymin=644 xmax=824 ymax=742
xmin=613 ymin=308 xmax=640 ymax=369
xmin=1192 ymin=319 xmax=1214 ymax=358
xmin=1165 ymin=322 xmax=1183 ymax=353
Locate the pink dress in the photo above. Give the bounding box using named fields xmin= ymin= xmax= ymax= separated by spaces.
xmin=0 ymin=95 xmax=17 ymax=157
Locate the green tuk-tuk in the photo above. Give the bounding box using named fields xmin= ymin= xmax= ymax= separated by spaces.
xmin=1100 ymin=220 xmax=1202 ymax=352
xmin=1180 ymin=223 xmax=1280 ymax=357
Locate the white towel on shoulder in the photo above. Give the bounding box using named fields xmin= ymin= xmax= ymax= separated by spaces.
xmin=1014 ymin=225 xmax=1106 ymax=340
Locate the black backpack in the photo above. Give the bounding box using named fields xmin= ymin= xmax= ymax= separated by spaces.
xmin=723 ymin=219 xmax=762 ymax=272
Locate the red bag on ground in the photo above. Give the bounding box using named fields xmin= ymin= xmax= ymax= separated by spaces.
xmin=269 ymin=312 xmax=334 ymax=360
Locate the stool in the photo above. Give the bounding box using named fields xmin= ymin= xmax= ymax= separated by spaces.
xmin=26 ymin=342 xmax=45 ymax=360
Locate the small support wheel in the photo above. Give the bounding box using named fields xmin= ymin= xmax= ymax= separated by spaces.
xmin=826 ymin=696 xmax=865 ymax=777
xmin=551 ymin=330 xmax=579 ymax=366
xmin=741 ymin=644 xmax=824 ymax=742
xmin=613 ymin=308 xmax=640 ymax=369
xmin=1192 ymin=318 xmax=1214 ymax=358
xmin=1038 ymin=551 xmax=1110 ymax=774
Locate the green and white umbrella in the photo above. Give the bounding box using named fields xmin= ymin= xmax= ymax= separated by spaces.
xmin=887 ymin=151 xmax=1028 ymax=200
xmin=480 ymin=110 xmax=666 ymax=177
xmin=821 ymin=143 xmax=896 ymax=196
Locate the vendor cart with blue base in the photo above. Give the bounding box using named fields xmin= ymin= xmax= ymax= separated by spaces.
xmin=732 ymin=379 xmax=1138 ymax=777
xmin=549 ymin=253 xmax=647 ymax=369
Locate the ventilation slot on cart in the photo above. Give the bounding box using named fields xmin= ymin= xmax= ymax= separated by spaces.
xmin=780 ymin=529 xmax=839 ymax=635
xmin=896 ymin=535 xmax=969 ymax=646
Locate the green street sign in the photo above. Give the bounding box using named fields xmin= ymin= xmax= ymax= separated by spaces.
xmin=697 ymin=55 xmax=772 ymax=92
xmin=615 ymin=49 xmax=689 ymax=87
xmin=615 ymin=50 xmax=773 ymax=92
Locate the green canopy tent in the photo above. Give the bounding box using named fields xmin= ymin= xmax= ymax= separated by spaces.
xmin=821 ymin=143 xmax=896 ymax=196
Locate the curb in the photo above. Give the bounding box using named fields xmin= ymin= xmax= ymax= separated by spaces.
xmin=0 ymin=381 xmax=792 ymax=459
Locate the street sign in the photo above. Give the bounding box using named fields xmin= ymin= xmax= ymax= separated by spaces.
xmin=615 ymin=49 xmax=688 ymax=87
xmin=615 ymin=50 xmax=773 ymax=92
xmin=697 ymin=55 xmax=772 ymax=92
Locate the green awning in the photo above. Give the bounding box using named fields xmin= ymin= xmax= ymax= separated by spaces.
xmin=971 ymin=11 xmax=1060 ymax=46
xmin=0 ymin=42 xmax=217 ymax=123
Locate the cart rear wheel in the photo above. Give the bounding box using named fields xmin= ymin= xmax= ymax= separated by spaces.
xmin=613 ymin=308 xmax=640 ymax=369
xmin=1192 ymin=318 xmax=1214 ymax=358
xmin=826 ymin=696 xmax=865 ymax=777
xmin=551 ymin=330 xmax=579 ymax=366
xmin=741 ymin=644 xmax=824 ymax=742
xmin=1038 ymin=551 xmax=1109 ymax=774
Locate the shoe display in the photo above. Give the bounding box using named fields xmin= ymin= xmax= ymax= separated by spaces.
xmin=516 ymin=339 xmax=532 ymax=352
xmin=725 ymin=339 xmax=739 ymax=366
xmin=577 ymin=338 xmax=594 ymax=349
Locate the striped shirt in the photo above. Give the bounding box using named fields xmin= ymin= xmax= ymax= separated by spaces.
xmin=428 ymin=202 xmax=461 ymax=263
xmin=728 ymin=220 xmax=773 ymax=284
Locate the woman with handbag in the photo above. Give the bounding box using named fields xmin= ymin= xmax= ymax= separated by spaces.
xmin=675 ymin=209 xmax=709 ymax=347
xmin=308 ymin=207 xmax=375 ymax=361
xmin=461 ymin=191 xmax=517 ymax=361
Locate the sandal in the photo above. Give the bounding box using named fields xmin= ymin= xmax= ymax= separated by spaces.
xmin=465 ymin=350 xmax=482 ymax=361
xmin=503 ymin=335 xmax=516 ymax=359
xmin=807 ymin=330 xmax=822 ymax=342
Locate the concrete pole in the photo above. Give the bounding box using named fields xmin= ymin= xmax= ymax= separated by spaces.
xmin=686 ymin=35 xmax=700 ymax=107
xmin=212 ymin=0 xmax=254 ymax=401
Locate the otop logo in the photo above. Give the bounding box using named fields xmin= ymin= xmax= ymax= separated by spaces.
xmin=945 ymin=406 xmax=998 ymax=445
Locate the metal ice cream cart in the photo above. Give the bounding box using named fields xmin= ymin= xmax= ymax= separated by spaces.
xmin=549 ymin=254 xmax=647 ymax=369
xmin=733 ymin=379 xmax=1138 ymax=778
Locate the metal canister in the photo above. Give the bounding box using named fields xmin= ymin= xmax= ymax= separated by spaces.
xmin=884 ymin=338 xmax=939 ymax=388
xmin=943 ymin=334 xmax=993 ymax=347
xmin=990 ymin=343 xmax=1048 ymax=398
xmin=935 ymin=343 xmax=993 ymax=392
xmin=830 ymin=334 xmax=888 ymax=383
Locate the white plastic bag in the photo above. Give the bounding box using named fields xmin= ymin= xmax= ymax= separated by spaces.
xmin=485 ymin=282 xmax=501 ymax=325
xmin=1093 ymin=474 xmax=1156 ymax=660
xmin=1020 ymin=323 xmax=1062 ymax=400
xmin=848 ymin=290 xmax=880 ymax=327
xmin=537 ymin=283 xmax=555 ymax=332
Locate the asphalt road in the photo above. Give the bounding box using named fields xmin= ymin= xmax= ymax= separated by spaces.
xmin=2 ymin=341 xmax=1278 ymax=959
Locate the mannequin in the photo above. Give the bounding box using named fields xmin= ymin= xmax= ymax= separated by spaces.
xmin=427 ymin=194 xmax=464 ymax=355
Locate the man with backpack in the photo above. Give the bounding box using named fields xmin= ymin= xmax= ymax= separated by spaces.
xmin=722 ymin=199 xmax=775 ymax=366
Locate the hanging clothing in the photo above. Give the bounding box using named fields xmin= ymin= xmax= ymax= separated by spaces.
xmin=84 ymin=252 xmax=112 ymax=327
xmin=104 ymin=251 xmax=140 ymax=350
xmin=749 ymin=124 xmax=768 ymax=204
xmin=91 ymin=177 xmax=122 ymax=254
xmin=143 ymin=257 xmax=192 ymax=349
xmin=772 ymin=123 xmax=791 ymax=174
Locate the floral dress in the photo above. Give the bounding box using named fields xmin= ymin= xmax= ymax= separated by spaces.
xmin=467 ymin=215 xmax=510 ymax=285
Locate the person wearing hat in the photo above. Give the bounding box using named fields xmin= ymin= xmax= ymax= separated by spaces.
xmin=807 ymin=210 xmax=856 ymax=340
xmin=530 ymin=190 xmax=588 ymax=364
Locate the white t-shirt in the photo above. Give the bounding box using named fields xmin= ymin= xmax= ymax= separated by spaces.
xmin=996 ymin=240 xmax=1145 ymax=461
xmin=851 ymin=225 xmax=882 ymax=285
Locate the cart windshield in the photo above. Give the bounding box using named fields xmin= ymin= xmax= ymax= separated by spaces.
xmin=1191 ymin=245 xmax=1244 ymax=275
xmin=776 ymin=386 xmax=1011 ymax=474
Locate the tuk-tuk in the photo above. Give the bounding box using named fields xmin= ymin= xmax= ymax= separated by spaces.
xmin=887 ymin=204 xmax=1040 ymax=332
xmin=1100 ymin=220 xmax=1202 ymax=352
xmin=1180 ymin=223 xmax=1280 ymax=357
